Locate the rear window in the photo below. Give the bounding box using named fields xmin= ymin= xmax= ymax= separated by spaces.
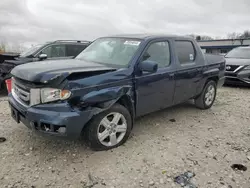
xmin=175 ymin=41 xmax=196 ymax=64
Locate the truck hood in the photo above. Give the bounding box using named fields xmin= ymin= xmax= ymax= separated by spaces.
xmin=4 ymin=57 xmax=33 ymax=65
xmin=225 ymin=58 xmax=250 ymax=66
xmin=0 ymin=52 xmax=20 ymax=58
xmin=11 ymin=59 xmax=117 ymax=83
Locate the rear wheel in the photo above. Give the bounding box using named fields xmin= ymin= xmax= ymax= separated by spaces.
xmin=85 ymin=104 xmax=132 ymax=151
xmin=195 ymin=80 xmax=217 ymax=109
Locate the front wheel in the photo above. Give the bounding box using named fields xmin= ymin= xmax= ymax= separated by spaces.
xmin=195 ymin=80 xmax=217 ymax=109
xmin=85 ymin=104 xmax=132 ymax=151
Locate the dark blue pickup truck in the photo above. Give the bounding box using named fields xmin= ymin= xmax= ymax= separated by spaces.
xmin=8 ymin=34 xmax=225 ymax=150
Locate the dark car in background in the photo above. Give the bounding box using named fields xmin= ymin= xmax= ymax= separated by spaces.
xmin=0 ymin=52 xmax=20 ymax=64
xmin=0 ymin=40 xmax=91 ymax=92
xmin=224 ymin=46 xmax=250 ymax=86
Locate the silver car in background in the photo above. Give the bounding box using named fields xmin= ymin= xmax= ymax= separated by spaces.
xmin=224 ymin=46 xmax=250 ymax=86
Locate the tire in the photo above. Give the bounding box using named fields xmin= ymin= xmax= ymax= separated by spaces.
xmin=195 ymin=80 xmax=217 ymax=110
xmin=0 ymin=81 xmax=7 ymax=95
xmin=85 ymin=104 xmax=132 ymax=151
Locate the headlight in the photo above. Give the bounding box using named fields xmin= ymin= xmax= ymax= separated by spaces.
xmin=244 ymin=65 xmax=250 ymax=70
xmin=40 ymin=88 xmax=71 ymax=103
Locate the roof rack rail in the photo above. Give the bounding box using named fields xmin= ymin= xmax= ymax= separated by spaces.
xmin=54 ymin=40 xmax=91 ymax=43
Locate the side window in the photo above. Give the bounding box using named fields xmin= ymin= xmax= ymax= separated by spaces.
xmin=40 ymin=45 xmax=66 ymax=58
xmin=143 ymin=41 xmax=170 ymax=68
xmin=175 ymin=41 xmax=196 ymax=64
xmin=66 ymin=44 xmax=87 ymax=57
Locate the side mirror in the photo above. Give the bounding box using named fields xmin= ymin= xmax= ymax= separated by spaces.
xmin=139 ymin=60 xmax=158 ymax=73
xmin=38 ymin=53 xmax=48 ymax=60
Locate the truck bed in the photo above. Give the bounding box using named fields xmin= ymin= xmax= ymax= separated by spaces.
xmin=204 ymin=53 xmax=225 ymax=65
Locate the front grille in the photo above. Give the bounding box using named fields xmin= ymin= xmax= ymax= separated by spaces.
xmin=225 ymin=65 xmax=239 ymax=72
xmin=12 ymin=77 xmax=46 ymax=106
xmin=12 ymin=78 xmax=31 ymax=106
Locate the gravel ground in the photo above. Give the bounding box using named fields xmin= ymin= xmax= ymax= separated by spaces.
xmin=0 ymin=86 xmax=250 ymax=188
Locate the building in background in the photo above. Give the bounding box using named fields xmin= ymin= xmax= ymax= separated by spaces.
xmin=197 ymin=38 xmax=250 ymax=55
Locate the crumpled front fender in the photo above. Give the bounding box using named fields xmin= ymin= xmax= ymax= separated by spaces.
xmin=81 ymin=86 xmax=131 ymax=104
xmin=72 ymin=85 xmax=134 ymax=118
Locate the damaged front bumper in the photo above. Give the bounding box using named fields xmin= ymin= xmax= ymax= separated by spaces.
xmin=8 ymin=93 xmax=94 ymax=139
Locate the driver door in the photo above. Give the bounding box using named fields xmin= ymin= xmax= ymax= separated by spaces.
xmin=36 ymin=44 xmax=66 ymax=60
xmin=135 ymin=40 xmax=176 ymax=117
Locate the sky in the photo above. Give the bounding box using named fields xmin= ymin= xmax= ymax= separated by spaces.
xmin=0 ymin=0 xmax=250 ymax=50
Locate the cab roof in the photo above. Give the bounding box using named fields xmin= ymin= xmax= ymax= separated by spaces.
xmin=105 ymin=33 xmax=193 ymax=40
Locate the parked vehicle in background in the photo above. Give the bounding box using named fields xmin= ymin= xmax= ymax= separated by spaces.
xmin=0 ymin=52 xmax=20 ymax=64
xmin=9 ymin=34 xmax=225 ymax=150
xmin=0 ymin=40 xmax=91 ymax=92
xmin=224 ymin=46 xmax=250 ymax=86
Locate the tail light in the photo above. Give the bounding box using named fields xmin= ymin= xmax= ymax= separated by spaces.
xmin=5 ymin=79 xmax=12 ymax=94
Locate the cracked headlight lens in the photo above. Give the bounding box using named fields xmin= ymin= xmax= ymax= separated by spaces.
xmin=40 ymin=88 xmax=71 ymax=103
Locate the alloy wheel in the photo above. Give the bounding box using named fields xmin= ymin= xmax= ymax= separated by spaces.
xmin=97 ymin=112 xmax=127 ymax=147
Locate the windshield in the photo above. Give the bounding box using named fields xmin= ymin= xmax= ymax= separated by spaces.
xmin=19 ymin=44 xmax=44 ymax=57
xmin=225 ymin=48 xmax=250 ymax=59
xmin=76 ymin=37 xmax=141 ymax=67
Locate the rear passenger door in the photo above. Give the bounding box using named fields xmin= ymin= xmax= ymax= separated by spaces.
xmin=135 ymin=40 xmax=176 ymax=116
xmin=173 ymin=40 xmax=203 ymax=105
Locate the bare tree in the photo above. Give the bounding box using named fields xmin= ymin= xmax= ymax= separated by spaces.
xmin=227 ymin=30 xmax=250 ymax=39
xmin=227 ymin=32 xmax=237 ymax=39
xmin=0 ymin=42 xmax=6 ymax=53
xmin=239 ymin=30 xmax=250 ymax=39
xmin=187 ymin=34 xmax=196 ymax=39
